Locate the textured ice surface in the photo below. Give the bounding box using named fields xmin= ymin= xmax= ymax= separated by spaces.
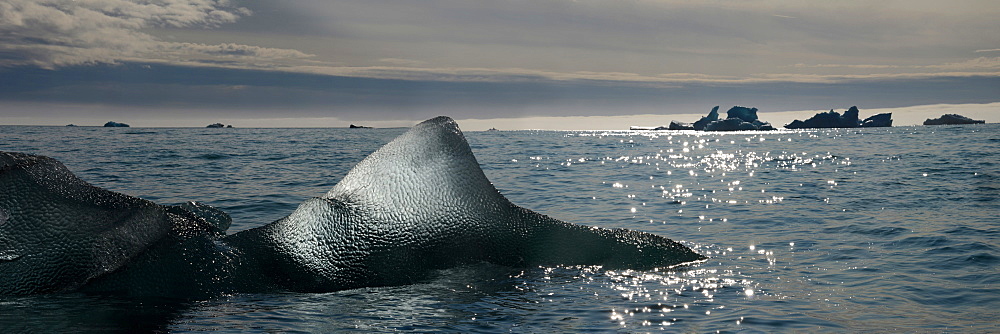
xmin=0 ymin=116 xmax=704 ymax=296
xmin=227 ymin=116 xmax=705 ymax=292
xmin=0 ymin=152 xmax=192 ymax=294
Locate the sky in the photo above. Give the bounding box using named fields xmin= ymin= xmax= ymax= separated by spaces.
xmin=1 ymin=0 xmax=998 ymax=129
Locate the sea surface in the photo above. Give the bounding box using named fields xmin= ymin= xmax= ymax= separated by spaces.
xmin=0 ymin=123 xmax=997 ymax=332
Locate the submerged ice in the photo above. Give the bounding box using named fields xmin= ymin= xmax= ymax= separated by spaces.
xmin=0 ymin=116 xmax=704 ymax=296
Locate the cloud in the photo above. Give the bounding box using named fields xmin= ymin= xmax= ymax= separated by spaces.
xmin=791 ymin=57 xmax=1000 ymax=72
xmin=146 ymin=42 xmax=314 ymax=66
xmin=929 ymin=57 xmax=1000 ymax=70
xmin=793 ymin=64 xmax=903 ymax=69
xmin=277 ymin=1 xmax=999 ymax=69
xmin=273 ymin=61 xmax=1000 ymax=88
xmin=378 ymin=58 xmax=428 ymax=66
xmin=2 ymin=0 xmax=998 ymax=118
xmin=0 ymin=0 xmax=310 ymax=69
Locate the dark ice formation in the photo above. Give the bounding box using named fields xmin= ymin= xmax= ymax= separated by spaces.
xmin=726 ymin=106 xmax=759 ymax=123
xmin=692 ymin=106 xmax=720 ymax=130
xmin=923 ymin=114 xmax=986 ymax=125
xmin=0 ymin=116 xmax=704 ymax=297
xmin=785 ymin=107 xmax=859 ymax=129
xmin=701 ymin=106 xmax=775 ymax=131
xmin=663 ymin=106 xmax=775 ymax=131
xmin=861 ymin=113 xmax=893 ymax=127
xmin=103 ymin=121 xmax=130 ymax=127
xmin=784 ymin=106 xmax=892 ymax=129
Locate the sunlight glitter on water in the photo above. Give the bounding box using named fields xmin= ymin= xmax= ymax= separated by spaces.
xmin=566 ymin=137 xmax=844 ymax=226
xmin=593 ymin=257 xmax=766 ymax=330
xmin=512 ymin=130 xmax=872 ymax=330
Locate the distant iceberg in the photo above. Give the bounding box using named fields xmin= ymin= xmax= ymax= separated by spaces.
xmin=785 ymin=106 xmax=892 ymax=129
xmin=636 ymin=105 xmax=774 ymax=131
xmin=103 ymin=121 xmax=130 ymax=127
xmin=702 ymin=106 xmax=775 ymax=131
xmin=923 ymin=114 xmax=985 ymax=125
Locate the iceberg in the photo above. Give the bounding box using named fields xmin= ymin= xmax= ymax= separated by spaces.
xmin=785 ymin=107 xmax=892 ymax=129
xmin=0 ymin=116 xmax=704 ymax=296
xmin=703 ymin=106 xmax=775 ymax=131
xmin=923 ymin=114 xmax=986 ymax=125
xmin=103 ymin=121 xmax=130 ymax=127
xmin=637 ymin=105 xmax=774 ymax=131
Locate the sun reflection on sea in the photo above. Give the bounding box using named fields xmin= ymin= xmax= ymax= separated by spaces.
xmin=489 ymin=129 xmax=857 ymax=330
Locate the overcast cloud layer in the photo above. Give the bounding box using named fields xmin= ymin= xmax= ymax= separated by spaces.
xmin=0 ymin=0 xmax=997 ymax=127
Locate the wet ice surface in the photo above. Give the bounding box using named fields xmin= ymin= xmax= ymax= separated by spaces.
xmin=1 ymin=124 xmax=997 ymax=332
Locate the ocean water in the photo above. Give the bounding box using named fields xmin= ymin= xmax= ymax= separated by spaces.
xmin=0 ymin=123 xmax=997 ymax=332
